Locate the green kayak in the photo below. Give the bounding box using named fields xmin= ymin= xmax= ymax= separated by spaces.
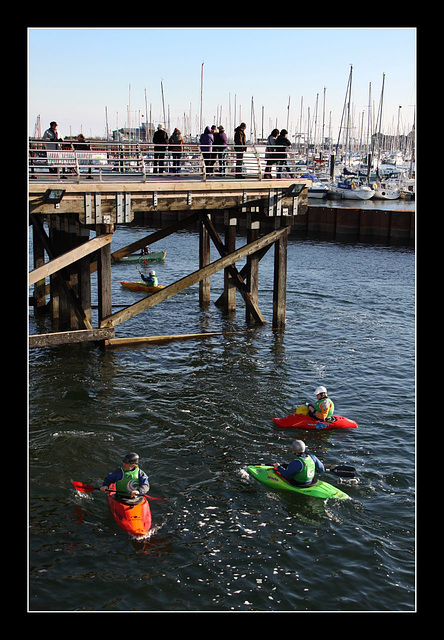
xmin=247 ymin=465 xmax=349 ymax=500
xmin=114 ymin=251 xmax=166 ymax=263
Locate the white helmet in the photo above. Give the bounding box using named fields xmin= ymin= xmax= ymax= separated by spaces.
xmin=149 ymin=270 xmax=156 ymax=276
xmin=315 ymin=386 xmax=327 ymax=395
xmin=292 ymin=440 xmax=306 ymax=454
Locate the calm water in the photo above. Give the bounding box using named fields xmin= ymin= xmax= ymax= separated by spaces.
xmin=28 ymin=224 xmax=415 ymax=612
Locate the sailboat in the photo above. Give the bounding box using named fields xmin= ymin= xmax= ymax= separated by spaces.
xmin=371 ymin=180 xmax=400 ymax=200
xmin=329 ymin=176 xmax=375 ymax=200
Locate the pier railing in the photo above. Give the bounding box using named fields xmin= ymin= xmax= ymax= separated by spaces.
xmin=28 ymin=140 xmax=304 ymax=183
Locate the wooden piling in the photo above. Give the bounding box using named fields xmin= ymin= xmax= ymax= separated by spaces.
xmin=246 ymin=215 xmax=260 ymax=324
xmin=199 ymin=214 xmax=211 ymax=306
xmin=272 ymin=227 xmax=289 ymax=329
xmin=224 ymin=212 xmax=237 ymax=314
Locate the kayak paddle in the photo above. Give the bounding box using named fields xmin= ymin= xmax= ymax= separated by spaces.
xmin=72 ymin=480 xmax=166 ymax=500
xmin=325 ymin=465 xmax=356 ymax=478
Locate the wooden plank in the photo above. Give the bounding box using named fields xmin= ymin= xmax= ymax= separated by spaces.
xmin=101 ymin=226 xmax=290 ymax=329
xmin=29 ymin=179 xmax=303 ymax=195
xmin=29 ymin=233 xmax=112 ymax=285
xmin=29 ymin=328 xmax=115 ymax=348
xmin=107 ymin=331 xmax=252 ymax=347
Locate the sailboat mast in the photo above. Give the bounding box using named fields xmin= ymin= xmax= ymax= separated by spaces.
xmin=199 ymin=63 xmax=204 ymax=133
xmin=335 ymin=65 xmax=353 ymax=158
xmin=161 ymin=80 xmax=166 ymax=129
xmin=144 ymin=88 xmax=148 ymax=142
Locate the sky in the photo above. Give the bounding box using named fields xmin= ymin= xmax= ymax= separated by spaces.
xmin=28 ymin=27 xmax=416 ymax=142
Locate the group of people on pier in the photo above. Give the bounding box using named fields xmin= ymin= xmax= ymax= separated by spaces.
xmin=31 ymin=120 xmax=296 ymax=179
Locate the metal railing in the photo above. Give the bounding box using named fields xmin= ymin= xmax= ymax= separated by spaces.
xmin=28 ymin=140 xmax=304 ymax=183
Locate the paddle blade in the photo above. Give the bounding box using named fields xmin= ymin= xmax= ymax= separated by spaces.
xmin=328 ymin=465 xmax=356 ymax=478
xmin=72 ymin=481 xmax=97 ymax=493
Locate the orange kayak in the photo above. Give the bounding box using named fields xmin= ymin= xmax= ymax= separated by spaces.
xmin=120 ymin=281 xmax=165 ymax=293
xmin=107 ymin=483 xmax=152 ymax=537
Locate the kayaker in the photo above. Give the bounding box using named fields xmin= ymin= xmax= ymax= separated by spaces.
xmin=100 ymin=452 xmax=150 ymax=503
xmin=140 ymin=269 xmax=158 ymax=286
xmin=307 ymin=385 xmax=335 ymax=422
xmin=273 ymin=440 xmax=325 ymax=487
xmin=140 ymin=245 xmax=151 ymax=255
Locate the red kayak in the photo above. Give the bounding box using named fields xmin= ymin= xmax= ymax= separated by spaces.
xmin=107 ymin=483 xmax=152 ymax=537
xmin=272 ymin=413 xmax=358 ymax=430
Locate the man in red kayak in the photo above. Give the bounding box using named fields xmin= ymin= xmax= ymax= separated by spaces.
xmin=307 ymin=386 xmax=335 ymax=422
xmin=273 ymin=440 xmax=325 ymax=487
xmin=100 ymin=452 xmax=150 ymax=504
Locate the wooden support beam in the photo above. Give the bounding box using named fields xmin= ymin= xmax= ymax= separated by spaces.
xmin=107 ymin=330 xmax=253 ymax=348
xmin=201 ymin=215 xmax=265 ymax=323
xmin=29 ymin=233 xmax=112 ymax=285
xmin=97 ymin=227 xmax=113 ymax=324
xmin=32 ymin=219 xmax=47 ymax=313
xmin=246 ymin=217 xmax=260 ymax=324
xmin=213 ymin=241 xmax=273 ymax=308
xmin=224 ymin=213 xmax=237 ymax=313
xmin=101 ymin=226 xmax=290 ymax=329
xmin=272 ymin=229 xmax=288 ymax=329
xmin=29 ymin=327 xmax=115 ymax=348
xmin=199 ymin=215 xmax=211 ymax=305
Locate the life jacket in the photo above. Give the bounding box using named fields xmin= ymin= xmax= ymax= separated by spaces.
xmin=314 ymin=395 xmax=334 ymax=420
xmin=115 ymin=466 xmax=140 ymax=497
xmin=291 ymin=454 xmax=316 ymax=485
xmin=295 ymin=404 xmax=309 ymax=415
xmin=142 ymin=275 xmax=158 ymax=287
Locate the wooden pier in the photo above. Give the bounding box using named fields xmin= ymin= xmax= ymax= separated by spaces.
xmin=29 ymin=174 xmax=307 ymax=349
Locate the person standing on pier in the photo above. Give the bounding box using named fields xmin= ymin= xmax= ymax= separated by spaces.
xmin=153 ymin=124 xmax=169 ymax=174
xmin=275 ymin=129 xmax=292 ymax=177
xmin=264 ymin=128 xmax=279 ymax=178
xmin=234 ymin=122 xmax=247 ymax=178
xmin=43 ymin=121 xmax=61 ymax=174
xmin=199 ymin=126 xmax=215 ymax=175
xmin=168 ymin=128 xmax=184 ymax=173
xmin=73 ymin=133 xmax=93 ymax=179
xmin=214 ymin=125 xmax=228 ymax=174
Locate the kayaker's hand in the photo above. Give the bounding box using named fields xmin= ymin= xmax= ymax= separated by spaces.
xmin=130 ymin=490 xmax=140 ymax=497
xmin=100 ymin=486 xmax=107 ymax=493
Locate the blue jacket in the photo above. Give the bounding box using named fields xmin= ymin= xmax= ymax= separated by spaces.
xmin=102 ymin=467 xmax=150 ymax=494
xmin=277 ymin=454 xmax=325 ymax=483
